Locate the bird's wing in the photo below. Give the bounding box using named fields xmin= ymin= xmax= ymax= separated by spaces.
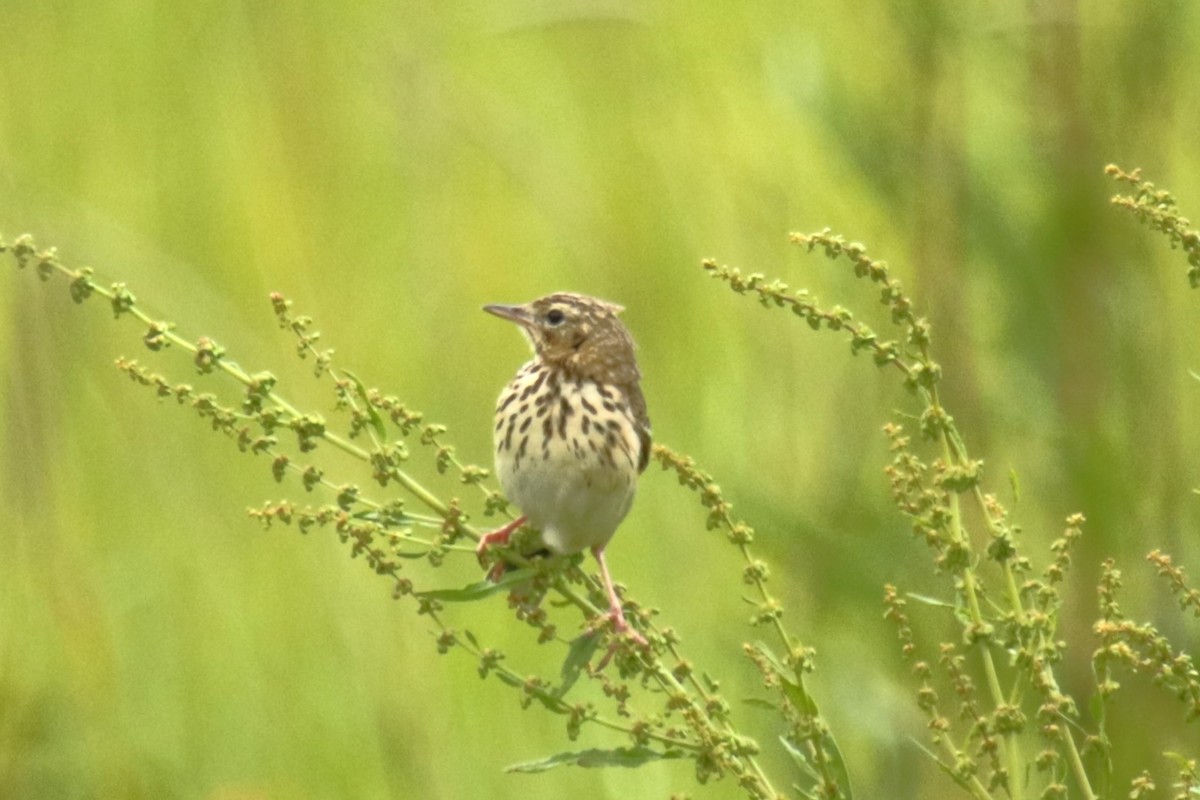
xmin=625 ymin=382 xmax=652 ymax=474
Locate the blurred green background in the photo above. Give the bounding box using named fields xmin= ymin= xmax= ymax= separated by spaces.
xmin=3 ymin=2 xmax=1199 ymax=798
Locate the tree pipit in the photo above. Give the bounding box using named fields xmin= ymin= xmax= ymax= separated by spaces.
xmin=479 ymin=293 xmax=651 ymax=646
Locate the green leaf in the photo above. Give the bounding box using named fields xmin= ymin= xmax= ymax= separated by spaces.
xmin=391 ymin=548 xmax=433 ymax=560
xmin=414 ymin=569 xmax=537 ymax=602
xmin=1008 ymin=468 xmax=1020 ymax=504
xmin=743 ymin=697 xmax=778 ymax=711
xmin=1089 ymin=691 xmax=1106 ymax=723
xmin=493 ymin=671 xmax=522 ymax=688
xmin=749 ymin=641 xmax=790 ymax=678
xmin=905 ymin=592 xmax=955 ymax=609
xmin=750 ymin=641 xmax=818 ymax=716
xmin=555 ymin=633 xmax=601 ymax=698
xmin=343 ymin=369 xmax=388 ymax=441
xmin=351 ymin=509 xmax=412 ymax=526
xmin=779 ymin=735 xmax=821 ymax=783
xmin=504 ymin=746 xmax=686 ymax=773
xmin=909 ymin=737 xmax=975 ymax=794
xmin=814 ymin=729 xmax=854 ymax=799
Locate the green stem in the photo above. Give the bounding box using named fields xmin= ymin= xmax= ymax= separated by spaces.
xmin=1059 ymin=723 xmax=1097 ymax=800
xmin=550 ymin=579 xmax=778 ymax=798
xmin=433 ymin=610 xmax=702 ymax=753
xmin=935 ymin=404 xmax=1023 ymax=800
xmin=965 ymin=483 xmax=1028 ymax=625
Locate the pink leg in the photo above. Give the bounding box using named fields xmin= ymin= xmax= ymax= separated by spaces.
xmin=476 ymin=516 xmax=527 ymax=581
xmin=476 ymin=515 xmax=527 ymax=558
xmin=592 ymin=546 xmax=647 ymax=645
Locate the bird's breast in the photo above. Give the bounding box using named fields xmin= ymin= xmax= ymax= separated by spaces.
xmin=492 ymin=362 xmax=642 ymax=554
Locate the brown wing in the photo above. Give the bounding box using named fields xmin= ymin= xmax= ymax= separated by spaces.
xmin=635 ymin=421 xmax=652 ymax=473
xmin=624 ymin=382 xmax=652 ymax=474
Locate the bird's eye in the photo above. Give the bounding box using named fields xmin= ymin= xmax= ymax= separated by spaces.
xmin=546 ymin=309 xmax=565 ymax=325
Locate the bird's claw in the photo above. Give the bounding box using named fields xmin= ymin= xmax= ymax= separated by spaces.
xmin=610 ymin=614 xmax=648 ymax=647
xmin=594 ymin=632 xmax=648 ymax=671
xmin=592 ymin=611 xmax=649 ymax=670
xmin=475 ymin=516 xmax=528 ymax=573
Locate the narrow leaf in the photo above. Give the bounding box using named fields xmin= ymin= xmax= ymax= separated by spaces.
xmin=352 ymin=509 xmax=409 ymax=524
xmin=815 ymin=729 xmax=854 ymax=799
xmin=791 ymin=784 xmax=820 ymax=800
xmin=779 ymin=735 xmax=821 ymax=783
xmin=909 ymin=737 xmax=975 ymax=794
xmin=743 ymin=697 xmax=778 ymax=711
xmin=343 ymin=369 xmax=388 ymax=441
xmin=391 ymin=548 xmax=433 ymax=560
xmin=493 ymin=671 xmax=522 ymax=688
xmin=415 ymin=569 xmax=537 ymax=602
xmin=505 ymin=746 xmax=685 ymax=773
xmin=751 ymin=641 xmax=818 ymax=717
xmin=749 ymin=641 xmax=791 ymax=680
xmin=905 ymin=592 xmax=955 ymax=609
xmin=1088 ymin=692 xmax=1105 ymax=722
xmin=555 ymin=633 xmax=601 ymax=698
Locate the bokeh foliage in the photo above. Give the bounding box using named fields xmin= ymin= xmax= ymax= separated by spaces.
xmin=2 ymin=2 xmax=1199 ymax=798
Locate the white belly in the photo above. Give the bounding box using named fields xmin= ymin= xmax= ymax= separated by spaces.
xmin=501 ymin=449 xmax=635 ymax=554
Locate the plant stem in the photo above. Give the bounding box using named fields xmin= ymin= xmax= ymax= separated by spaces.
xmin=1059 ymin=715 xmax=1098 ymax=800
xmin=934 ymin=400 xmax=1023 ymax=800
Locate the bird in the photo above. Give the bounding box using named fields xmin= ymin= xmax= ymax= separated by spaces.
xmin=478 ymin=292 xmax=651 ymax=644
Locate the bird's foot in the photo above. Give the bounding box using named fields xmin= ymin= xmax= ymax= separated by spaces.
xmin=608 ymin=605 xmax=648 ymax=647
xmin=592 ymin=606 xmax=649 ymax=671
xmin=475 ymin=515 xmax=526 ymax=556
xmin=588 ymin=545 xmax=647 ymax=668
xmin=476 ymin=516 xmax=527 ymax=580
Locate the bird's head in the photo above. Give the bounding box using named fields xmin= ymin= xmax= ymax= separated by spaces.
xmin=484 ymin=292 xmax=639 ymax=384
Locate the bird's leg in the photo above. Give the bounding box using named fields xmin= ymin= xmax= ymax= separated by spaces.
xmin=592 ymin=545 xmax=647 ymax=646
xmin=476 ymin=515 xmax=527 ymax=581
xmin=476 ymin=515 xmax=527 ymax=557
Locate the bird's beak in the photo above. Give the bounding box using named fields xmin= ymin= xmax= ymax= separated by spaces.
xmin=483 ymin=303 xmax=534 ymax=327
